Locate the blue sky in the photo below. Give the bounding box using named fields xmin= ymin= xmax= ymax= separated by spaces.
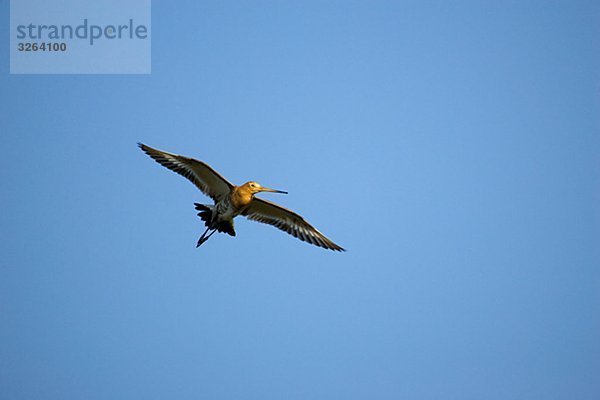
xmin=1 ymin=1 xmax=599 ymax=399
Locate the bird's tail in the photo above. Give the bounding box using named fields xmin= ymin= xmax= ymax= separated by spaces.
xmin=194 ymin=203 xmax=236 ymax=236
xmin=194 ymin=203 xmax=213 ymax=227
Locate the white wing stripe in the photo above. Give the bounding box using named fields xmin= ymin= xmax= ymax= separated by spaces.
xmin=139 ymin=143 xmax=233 ymax=202
xmin=243 ymin=200 xmax=344 ymax=251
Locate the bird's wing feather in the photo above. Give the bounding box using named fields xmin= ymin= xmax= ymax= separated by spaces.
xmin=138 ymin=143 xmax=233 ymax=201
xmin=243 ymin=198 xmax=345 ymax=251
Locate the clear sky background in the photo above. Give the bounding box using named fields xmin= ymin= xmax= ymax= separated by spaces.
xmin=1 ymin=1 xmax=599 ymax=399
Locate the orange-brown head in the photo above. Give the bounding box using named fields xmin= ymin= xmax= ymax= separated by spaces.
xmin=231 ymin=181 xmax=287 ymax=209
xmin=240 ymin=181 xmax=288 ymax=195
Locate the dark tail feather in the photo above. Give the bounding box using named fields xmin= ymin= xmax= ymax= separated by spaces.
xmin=194 ymin=203 xmax=236 ymax=236
xmin=194 ymin=203 xmax=212 ymax=227
xmin=194 ymin=203 xmax=210 ymax=211
xmin=217 ymin=221 xmax=236 ymax=237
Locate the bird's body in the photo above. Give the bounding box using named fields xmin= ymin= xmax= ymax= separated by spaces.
xmin=194 ymin=182 xmax=263 ymax=238
xmin=138 ymin=143 xmax=344 ymax=251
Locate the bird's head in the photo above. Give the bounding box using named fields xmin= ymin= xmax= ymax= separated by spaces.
xmin=242 ymin=181 xmax=288 ymax=196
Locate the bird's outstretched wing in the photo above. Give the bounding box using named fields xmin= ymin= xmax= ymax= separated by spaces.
xmin=138 ymin=143 xmax=233 ymax=201
xmin=243 ymin=198 xmax=345 ymax=251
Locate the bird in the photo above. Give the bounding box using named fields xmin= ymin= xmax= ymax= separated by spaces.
xmin=138 ymin=143 xmax=345 ymax=251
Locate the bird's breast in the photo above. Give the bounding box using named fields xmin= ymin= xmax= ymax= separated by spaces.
xmin=230 ymin=189 xmax=252 ymax=210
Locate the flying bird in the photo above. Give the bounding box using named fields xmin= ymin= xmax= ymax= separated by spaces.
xmin=138 ymin=143 xmax=345 ymax=251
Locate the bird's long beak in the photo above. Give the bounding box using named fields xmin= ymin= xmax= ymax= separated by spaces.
xmin=260 ymin=187 xmax=288 ymax=194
